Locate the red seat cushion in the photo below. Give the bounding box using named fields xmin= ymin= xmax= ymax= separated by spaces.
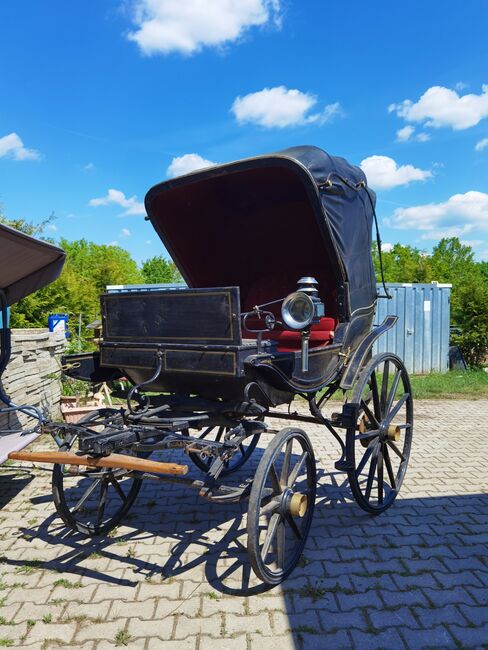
xmin=265 ymin=317 xmax=335 ymax=352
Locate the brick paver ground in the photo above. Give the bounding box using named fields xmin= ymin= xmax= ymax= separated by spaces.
xmin=0 ymin=399 xmax=487 ymax=649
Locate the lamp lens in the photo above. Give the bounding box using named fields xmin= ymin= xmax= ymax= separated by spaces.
xmin=281 ymin=292 xmax=315 ymax=329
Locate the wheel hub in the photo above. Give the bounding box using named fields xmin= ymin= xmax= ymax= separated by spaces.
xmin=379 ymin=422 xmax=401 ymax=442
xmin=280 ymin=488 xmax=308 ymax=518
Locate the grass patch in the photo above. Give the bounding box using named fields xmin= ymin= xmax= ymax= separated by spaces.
xmin=42 ymin=614 xmax=52 ymax=624
xmin=114 ymin=630 xmax=131 ymax=647
xmin=53 ymin=579 xmax=82 ymax=589
xmin=15 ymin=560 xmax=44 ymax=574
xmin=0 ymin=640 xmax=13 ymax=647
xmin=298 ymin=584 xmax=326 ymax=602
xmin=409 ymin=369 xmax=488 ymax=399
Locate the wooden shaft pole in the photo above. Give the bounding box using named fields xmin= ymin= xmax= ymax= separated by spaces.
xmin=8 ymin=450 xmax=188 ymax=476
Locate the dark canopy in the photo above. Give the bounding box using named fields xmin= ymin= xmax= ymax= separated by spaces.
xmin=145 ymin=145 xmax=377 ymax=318
xmin=0 ymin=223 xmax=66 ymax=306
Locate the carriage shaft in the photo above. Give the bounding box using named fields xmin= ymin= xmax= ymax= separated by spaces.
xmin=8 ymin=450 xmax=188 ymax=476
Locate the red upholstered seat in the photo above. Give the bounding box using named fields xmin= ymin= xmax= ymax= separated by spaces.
xmin=265 ymin=317 xmax=335 ymax=352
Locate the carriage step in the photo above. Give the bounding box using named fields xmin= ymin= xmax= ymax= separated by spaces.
xmin=334 ymin=458 xmax=354 ymax=472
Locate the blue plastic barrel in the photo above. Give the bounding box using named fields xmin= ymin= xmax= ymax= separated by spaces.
xmin=0 ymin=307 xmax=10 ymax=329
xmin=48 ymin=313 xmax=69 ymax=338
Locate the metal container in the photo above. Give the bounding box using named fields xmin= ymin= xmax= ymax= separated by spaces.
xmin=373 ymin=282 xmax=451 ymax=374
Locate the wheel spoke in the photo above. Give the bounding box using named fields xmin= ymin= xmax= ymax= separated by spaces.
xmin=269 ymin=464 xmax=282 ymax=495
xmin=360 ymin=400 xmax=379 ymax=429
xmin=280 ymin=439 xmax=293 ymax=485
xmin=369 ymin=371 xmax=382 ymax=421
xmin=109 ymin=474 xmax=128 ymax=503
xmin=355 ymin=430 xmax=380 ymax=441
xmin=356 ymin=445 xmax=374 ymax=476
xmin=215 ymin=427 xmax=225 ymax=442
xmin=364 ymin=445 xmax=379 ymax=502
xmin=387 ymin=439 xmax=406 ymax=462
xmin=239 ymin=443 xmax=246 ymax=457
xmin=383 ymin=444 xmax=397 ymax=490
xmin=380 ymin=361 xmax=390 ymax=417
xmin=198 ymin=426 xmax=213 ymax=440
xmin=386 ymin=369 xmax=402 ymax=415
xmin=96 ymin=480 xmax=108 ymax=526
xmin=377 ymin=448 xmax=384 ymax=505
xmin=71 ymin=478 xmax=101 ymax=514
xmin=287 ymin=451 xmax=308 ymax=487
xmin=284 ymin=512 xmax=302 ymax=540
xmin=261 ymin=512 xmax=280 ymax=561
xmin=386 ymin=393 xmax=409 ymax=425
xmin=277 ymin=519 xmax=286 ymax=569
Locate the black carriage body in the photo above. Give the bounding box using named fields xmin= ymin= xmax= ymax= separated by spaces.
xmin=85 ymin=145 xmax=383 ymax=404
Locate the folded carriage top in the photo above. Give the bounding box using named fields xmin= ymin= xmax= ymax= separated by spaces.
xmin=145 ymin=145 xmax=378 ymax=323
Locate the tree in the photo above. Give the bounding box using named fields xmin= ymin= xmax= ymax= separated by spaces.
xmin=0 ymin=211 xmax=56 ymax=238
xmin=141 ymin=255 xmax=183 ymax=284
xmin=374 ymin=237 xmax=488 ymax=367
xmin=10 ymin=239 xmax=143 ymax=334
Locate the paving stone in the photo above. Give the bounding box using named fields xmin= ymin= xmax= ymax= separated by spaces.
xmin=448 ymin=624 xmax=488 ymax=647
xmin=350 ymin=627 xmax=406 ymax=649
xmin=200 ymin=635 xmax=247 ymax=649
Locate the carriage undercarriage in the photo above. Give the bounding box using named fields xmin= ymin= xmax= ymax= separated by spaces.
xmin=15 ymin=351 xmax=412 ymax=586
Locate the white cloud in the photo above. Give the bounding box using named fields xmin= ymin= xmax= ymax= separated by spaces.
xmin=396 ymin=126 xmax=431 ymax=143
xmin=127 ymin=0 xmax=281 ymax=56
xmin=389 ymin=84 xmax=488 ymax=130
xmin=388 ymin=191 xmax=488 ymax=239
xmin=108 ymin=240 xmax=119 ymax=247
xmin=360 ymin=155 xmax=432 ymax=190
xmin=145 ymin=239 xmax=152 ymax=244
xmin=84 ymin=162 xmax=95 ymax=171
xmin=396 ymin=125 xmax=415 ymax=142
xmin=0 ymin=132 xmax=41 ymax=161
xmin=167 ymin=153 xmax=216 ymax=178
xmin=231 ymin=86 xmax=342 ymax=128
xmin=381 ymin=242 xmax=394 ymax=252
xmin=46 ymin=224 xmax=57 ymax=232
xmin=89 ymin=189 xmax=146 ymax=216
xmin=120 ymin=228 xmax=131 ymax=238
xmin=475 ymin=137 xmax=488 ymax=152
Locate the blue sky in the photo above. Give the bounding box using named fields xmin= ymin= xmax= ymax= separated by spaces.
xmin=1 ymin=0 xmax=487 ymax=263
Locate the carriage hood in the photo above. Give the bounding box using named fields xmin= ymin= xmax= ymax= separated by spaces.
xmin=145 ymin=145 xmax=377 ymax=319
xmin=0 ymin=223 xmax=66 ymax=306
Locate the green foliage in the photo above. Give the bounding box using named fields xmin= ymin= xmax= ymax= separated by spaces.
xmin=141 ymin=255 xmax=183 ymax=284
xmin=375 ymin=237 xmax=488 ymax=367
xmin=9 ymin=238 xmax=143 ymax=336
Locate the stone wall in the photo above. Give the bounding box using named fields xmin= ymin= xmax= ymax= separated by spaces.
xmin=0 ymin=329 xmax=66 ymax=431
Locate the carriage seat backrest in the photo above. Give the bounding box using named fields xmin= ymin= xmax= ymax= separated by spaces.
xmin=264 ymin=317 xmax=336 ymax=353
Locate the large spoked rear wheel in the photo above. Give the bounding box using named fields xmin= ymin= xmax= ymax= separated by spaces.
xmin=52 ymin=408 xmax=144 ymax=536
xmin=188 ymin=425 xmax=260 ymax=476
xmin=247 ymin=428 xmax=316 ymax=585
xmin=347 ymin=353 xmax=413 ymax=515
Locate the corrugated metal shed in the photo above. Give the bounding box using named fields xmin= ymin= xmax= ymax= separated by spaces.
xmin=373 ymin=283 xmax=451 ymax=374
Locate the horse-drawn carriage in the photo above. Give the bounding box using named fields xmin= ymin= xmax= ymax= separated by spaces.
xmin=7 ymin=146 xmax=413 ymax=585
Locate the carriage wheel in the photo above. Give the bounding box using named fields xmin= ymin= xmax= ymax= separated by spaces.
xmin=346 ymin=353 xmax=413 ymax=515
xmin=247 ymin=428 xmax=316 ymax=585
xmin=52 ymin=408 xmax=144 ymax=536
xmin=187 ymin=425 xmax=260 ymax=476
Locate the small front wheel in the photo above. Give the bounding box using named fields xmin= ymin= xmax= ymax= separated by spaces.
xmin=247 ymin=428 xmax=316 ymax=585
